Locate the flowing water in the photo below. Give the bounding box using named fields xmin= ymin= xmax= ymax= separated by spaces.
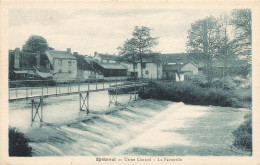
xmin=9 ymin=91 xmax=250 ymax=156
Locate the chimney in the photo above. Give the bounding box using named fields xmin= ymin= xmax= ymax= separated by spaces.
xmin=14 ymin=48 xmax=20 ymax=69
xmin=67 ymin=48 xmax=71 ymax=53
xmin=73 ymin=52 xmax=78 ymax=56
xmin=36 ymin=53 xmax=41 ymax=68
xmin=94 ymin=51 xmax=97 ymax=56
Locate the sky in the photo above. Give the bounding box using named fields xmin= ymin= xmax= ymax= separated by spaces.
xmin=9 ymin=7 xmax=231 ymax=56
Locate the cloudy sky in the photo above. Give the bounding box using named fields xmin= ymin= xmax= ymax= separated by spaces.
xmin=9 ymin=7 xmax=230 ymax=55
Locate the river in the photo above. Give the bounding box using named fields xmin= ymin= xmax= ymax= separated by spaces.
xmin=9 ymin=91 xmax=250 ymax=156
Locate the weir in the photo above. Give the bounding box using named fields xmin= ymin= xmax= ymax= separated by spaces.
xmin=8 ymin=79 xmax=148 ymax=125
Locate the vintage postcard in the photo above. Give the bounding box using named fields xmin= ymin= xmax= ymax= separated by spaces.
xmin=0 ymin=0 xmax=260 ymax=164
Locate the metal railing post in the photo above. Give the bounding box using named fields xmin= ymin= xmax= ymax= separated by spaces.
xmin=42 ymin=85 xmax=43 ymax=96
xmin=134 ymin=81 xmax=136 ymax=100
xmin=31 ymin=99 xmax=34 ymax=122
xmin=79 ymin=93 xmax=81 ymax=111
xmin=15 ymin=82 xmax=17 ymax=98
xmin=78 ymin=79 xmax=80 ymax=92
xmin=26 ymin=85 xmax=28 ymax=99
xmin=41 ymin=97 xmax=43 ymax=122
xmin=79 ymin=80 xmax=81 ymax=92
xmin=8 ymin=81 xmax=10 ymax=100
xmin=67 ymin=82 xmax=69 ymax=93
xmin=56 ymin=83 xmax=57 ymax=96
xmin=47 ymin=81 xmax=48 ymax=94
xmin=96 ymin=78 xmax=97 ymax=90
xmin=87 ymin=92 xmax=89 ymax=114
xmin=115 ymin=78 xmax=118 ymax=105
xmin=69 ymin=81 xmax=71 ymax=92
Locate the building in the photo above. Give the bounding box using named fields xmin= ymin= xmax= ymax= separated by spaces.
xmin=9 ymin=48 xmax=53 ymax=80
xmin=163 ymin=62 xmax=199 ymax=81
xmin=120 ymin=53 xmax=163 ymax=79
xmin=73 ymin=52 xmax=102 ymax=80
xmin=161 ymin=53 xmax=199 ymax=81
xmin=45 ymin=48 xmax=77 ymax=82
xmin=93 ymin=52 xmax=127 ymax=77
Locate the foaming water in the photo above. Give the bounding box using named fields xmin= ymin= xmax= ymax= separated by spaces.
xmin=9 ymin=91 xmax=249 ymax=156
xmin=27 ymin=101 xmax=208 ymax=156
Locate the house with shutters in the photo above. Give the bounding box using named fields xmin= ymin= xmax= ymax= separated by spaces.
xmin=45 ymin=48 xmax=77 ymax=82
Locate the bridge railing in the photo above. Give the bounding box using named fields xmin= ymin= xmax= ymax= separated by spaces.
xmin=8 ymin=77 xmax=148 ymax=101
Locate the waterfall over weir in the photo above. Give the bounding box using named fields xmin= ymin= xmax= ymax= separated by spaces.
xmin=9 ymin=91 xmax=249 ymax=156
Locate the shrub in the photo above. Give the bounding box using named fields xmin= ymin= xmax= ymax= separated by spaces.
xmin=139 ymin=81 xmax=251 ymax=108
xmin=232 ymin=114 xmax=252 ymax=153
xmin=211 ymin=78 xmax=237 ymax=90
xmin=9 ymin=127 xmax=32 ymax=156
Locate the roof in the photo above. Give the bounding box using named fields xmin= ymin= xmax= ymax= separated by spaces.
xmin=95 ymin=53 xmax=119 ymax=61
xmin=35 ymin=67 xmax=53 ymax=78
xmin=74 ymin=54 xmax=94 ymax=70
xmin=13 ymin=70 xmax=31 ymax=74
xmin=97 ymin=62 xmax=127 ymax=70
xmin=46 ymin=50 xmax=76 ymax=60
xmin=161 ymin=53 xmax=190 ymax=63
xmin=163 ymin=62 xmax=198 ymax=71
xmin=163 ymin=64 xmax=185 ymax=71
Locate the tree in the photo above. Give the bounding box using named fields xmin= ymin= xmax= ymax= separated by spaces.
xmin=118 ymin=38 xmax=138 ymax=77
xmin=186 ymin=16 xmax=221 ymax=83
xmin=118 ymin=26 xmax=158 ymax=78
xmin=22 ymin=35 xmax=48 ymax=54
xmin=215 ymin=14 xmax=237 ymax=79
xmin=231 ymin=9 xmax=252 ymax=63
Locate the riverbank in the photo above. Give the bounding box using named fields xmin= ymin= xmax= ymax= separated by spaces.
xmin=139 ymin=81 xmax=252 ymax=109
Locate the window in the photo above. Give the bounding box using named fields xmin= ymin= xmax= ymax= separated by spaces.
xmin=145 ymin=70 xmax=149 ymax=75
xmin=59 ymin=69 xmax=62 ymax=73
xmin=133 ymin=63 xmax=137 ymax=69
xmin=58 ymin=59 xmax=62 ymax=66
xmin=141 ymin=63 xmax=146 ymax=69
xmin=68 ymin=61 xmax=72 ymax=66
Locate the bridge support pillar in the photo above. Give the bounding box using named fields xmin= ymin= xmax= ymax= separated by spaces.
xmin=79 ymin=92 xmax=90 ymax=114
xmin=129 ymin=84 xmax=137 ymax=102
xmin=109 ymin=89 xmax=118 ymax=106
xmin=31 ymin=96 xmax=43 ymax=125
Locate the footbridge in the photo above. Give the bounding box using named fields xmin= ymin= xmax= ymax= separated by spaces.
xmin=8 ymin=78 xmax=148 ymax=124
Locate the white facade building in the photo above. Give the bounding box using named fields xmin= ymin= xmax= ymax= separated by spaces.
xmin=46 ymin=48 xmax=77 ymax=82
